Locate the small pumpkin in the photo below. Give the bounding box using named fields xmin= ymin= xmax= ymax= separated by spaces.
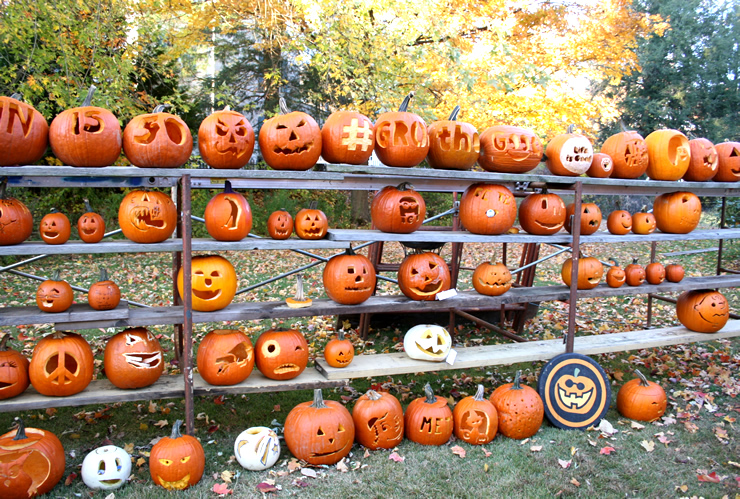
xmin=426 ymin=105 xmax=480 ymax=170
xmin=685 ymin=138 xmax=718 ymax=181
xmin=631 ymin=210 xmax=656 ymax=235
xmin=294 ymin=202 xmax=328 ymax=240
xmin=676 ymin=289 xmax=730 ymax=333
xmin=405 ymin=383 xmax=453 ymax=446
xmin=653 ymin=191 xmax=701 ymax=234
xmin=478 ymin=124 xmax=543 ymax=173
xmin=283 ymin=389 xmax=355 ymax=465
xmin=0 ymin=180 xmax=33 ymax=246
xmin=564 ymin=202 xmax=602 ymax=235
xmin=254 ymin=328 xmax=309 ymax=380
xmin=624 ymin=259 xmax=646 ymax=286
xmin=0 ymin=335 xmax=30 ymax=400
xmin=472 ymin=257 xmax=512 ymax=296
xmin=204 ymin=180 xmax=252 ymax=241
xmin=403 ymin=324 xmax=452 ymax=362
xmin=258 ymin=97 xmax=322 ymax=171
xmin=397 ymin=251 xmax=451 ymax=301
xmin=645 ymin=262 xmax=666 ymax=285
xmin=80 ymin=445 xmax=132 ymax=490
xmin=606 ymin=210 xmax=632 ymax=235
xmin=104 ymin=327 xmax=164 ymax=389
xmin=323 ymin=330 xmax=355 ymax=368
xmin=77 ymin=199 xmax=106 ymax=243
xmin=352 ymin=389 xmax=404 ymax=450
xmin=489 ymin=371 xmax=544 ymax=440
xmin=645 ymin=129 xmax=691 ymax=180
xmin=599 ymin=127 xmax=648 ymax=179
xmin=118 ymin=189 xmax=178 ymax=243
xmin=123 ymin=104 xmax=193 ymax=168
xmin=36 ymin=270 xmax=74 ymax=313
xmin=197 ymin=329 xmax=254 ymax=386
xmin=616 ymin=370 xmax=667 ymax=422
xmin=370 ymin=183 xmax=426 ymax=233
xmin=266 ymin=209 xmax=293 ymax=239
xmin=321 ymin=110 xmax=375 ymax=165
xmin=234 ymin=427 xmax=280 ymax=471
xmin=561 ymin=255 xmax=604 ymax=290
xmin=39 ymin=209 xmax=71 ymax=245
xmin=29 ymin=331 xmax=94 ymax=396
xmin=0 ymin=93 xmax=49 ymax=166
xmin=88 ymin=267 xmax=121 ymax=311
xmin=322 ymin=247 xmax=376 ymax=305
xmin=198 ymin=107 xmax=255 ymax=169
xmin=606 ymin=262 xmax=626 ymax=288
xmin=176 ymin=254 xmax=238 ymax=312
xmin=458 ymin=183 xmax=517 ymax=235
xmin=374 ymin=92 xmax=429 ymax=167
xmin=665 ymin=264 xmax=685 ymax=283
xmin=545 ymin=124 xmax=593 ymax=176
xmin=714 ymin=142 xmax=740 ymax=182
xmin=587 ymin=152 xmax=613 ymax=178
xmin=453 ymin=384 xmax=498 ymax=445
xmin=149 ymin=420 xmax=205 ymax=490
xmin=518 ymin=188 xmax=566 ymax=235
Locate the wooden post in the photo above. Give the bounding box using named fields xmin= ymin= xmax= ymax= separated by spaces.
xmin=180 ymin=175 xmax=194 ymax=435
xmin=565 ymin=181 xmax=583 ymax=353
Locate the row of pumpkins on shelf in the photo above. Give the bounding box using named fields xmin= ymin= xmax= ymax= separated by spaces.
xmin=0 ymin=368 xmax=668 ymax=496
xmin=3 ymin=89 xmax=740 ymax=182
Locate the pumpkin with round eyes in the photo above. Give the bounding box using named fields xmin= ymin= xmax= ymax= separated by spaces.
xmin=587 ymin=152 xmax=613 ymax=178
xmin=197 ymin=329 xmax=254 ymax=386
xmin=323 ymin=248 xmax=376 ymax=305
xmin=631 ymin=210 xmax=656 ymax=235
xmin=284 ymin=389 xmax=355 ymax=465
xmin=321 ymin=110 xmax=374 ymax=165
xmin=490 ymin=370 xmax=543 ymax=440
xmin=561 ymin=255 xmax=603 ymax=290
xmin=624 ymin=259 xmax=646 ymax=286
xmin=606 ymin=262 xmax=626 ymax=288
xmin=600 ymin=128 xmax=648 ymax=179
xmin=405 ymin=383 xmax=453 ymax=446
xmin=0 ymin=94 xmax=49 ymax=166
xmin=0 ymin=335 xmax=29 ymax=400
xmin=80 ymin=445 xmax=132 ymax=490
xmin=616 ymin=370 xmax=667 ymax=422
xmin=607 ymin=210 xmax=632 ymax=235
xmin=104 ymin=327 xmax=163 ymax=389
xmin=714 ymin=142 xmax=740 ymax=182
xmin=397 ymin=251 xmax=451 ymax=301
xmin=36 ymin=271 xmax=74 ymax=313
xmin=665 ymin=264 xmax=685 ymax=283
xmin=176 ymin=255 xmax=237 ymax=312
xmin=323 ymin=330 xmax=354 ymax=368
xmin=29 ymin=331 xmax=94 ymax=396
xmin=254 ymin=328 xmax=308 ymax=380
xmin=352 ymin=389 xmax=404 ymax=450
xmin=234 ymin=426 xmax=280 ymax=471
xmin=0 ymin=182 xmax=33 ymax=246
xmin=374 ymin=92 xmax=429 ymax=167
xmin=403 ymin=324 xmax=452 ymax=362
xmin=472 ymin=259 xmax=511 ymax=296
xmin=685 ymin=138 xmax=718 ymax=181
xmin=478 ymin=125 xmax=543 ymax=173
xmin=149 ymin=420 xmax=205 ymax=491
xmin=198 ymin=108 xmax=255 ymax=169
xmin=653 ymin=191 xmax=702 ymax=234
xmin=645 ymin=262 xmax=666 ymax=285
xmin=204 ymin=180 xmax=252 ymax=241
xmin=258 ymin=98 xmax=322 ymax=171
xmin=371 ymin=183 xmax=426 ymax=234
xmin=645 ymin=129 xmax=691 ymax=180
xmin=294 ymin=202 xmax=328 ymax=240
xmin=676 ymin=289 xmax=730 ymax=333
xmin=49 ymin=86 xmax=122 ymax=167
xmin=564 ymin=202 xmax=602 ymax=235
xmin=426 ymin=105 xmax=479 ymax=170
xmin=123 ymin=105 xmax=193 ymax=168
xmin=88 ymin=267 xmax=121 ymax=311
xmin=453 ymin=384 xmax=498 ymax=445
xmin=267 ymin=209 xmax=293 ymax=239
xmin=458 ymin=183 xmax=517 ymax=235
xmin=545 ymin=125 xmax=593 ymax=176
xmin=118 ymin=189 xmax=177 ymax=243
xmin=518 ymin=189 xmax=566 ymax=235
xmin=39 ymin=209 xmax=71 ymax=245
xmin=77 ymin=199 xmax=105 ymax=243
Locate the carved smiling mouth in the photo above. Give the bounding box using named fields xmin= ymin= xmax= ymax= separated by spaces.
xmin=100 ymin=479 xmax=123 ymax=486
xmin=0 ymin=381 xmax=12 ymax=389
xmin=193 ymin=289 xmax=221 ymax=300
xmin=412 ymin=280 xmax=444 ymax=296
xmin=41 ymin=300 xmax=56 ymax=309
xmin=477 ymin=278 xmax=508 ymax=289
xmin=123 ymin=352 xmax=162 ymax=369
xmin=42 ymin=231 xmax=60 ymax=238
xmin=157 ymin=474 xmax=191 ymax=490
xmin=81 ymin=227 xmax=97 ymax=235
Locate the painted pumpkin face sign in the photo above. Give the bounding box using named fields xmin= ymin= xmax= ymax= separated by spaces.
xmin=104 ymin=328 xmax=164 ymax=389
xmin=234 ymin=427 xmax=280 ymax=471
xmin=254 ymin=329 xmax=309 ymax=380
xmin=81 ymin=445 xmax=132 ymax=490
xmin=478 ymin=125 xmax=543 ymax=173
xmin=398 ymin=252 xmax=451 ymax=301
xmin=198 ymin=109 xmax=255 ymax=169
xmin=177 ymin=255 xmax=238 ymax=312
xmin=554 ymin=368 xmax=597 ymax=415
xmin=118 ymin=190 xmax=177 ymax=243
xmin=403 ymin=324 xmax=452 ymax=361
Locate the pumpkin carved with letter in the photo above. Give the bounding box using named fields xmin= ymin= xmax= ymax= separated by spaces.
xmin=405 ymin=383 xmax=453 ymax=446
xmin=478 ymin=125 xmax=543 ymax=173
xmin=374 ymin=92 xmax=429 ymax=167
xmin=545 ymin=125 xmax=593 ymax=176
xmin=0 ymin=94 xmax=49 ymax=166
xmin=426 ymin=105 xmax=479 ymax=170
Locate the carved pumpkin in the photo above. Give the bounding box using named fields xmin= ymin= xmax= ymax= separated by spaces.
xmin=352 ymin=389 xmax=404 ymax=450
xmin=489 ymin=371 xmax=544 ymax=439
xmin=294 ymin=202 xmax=328 ymax=240
xmin=0 ymin=94 xmax=49 ymax=166
xmin=88 ymin=267 xmax=121 ymax=311
xmin=266 ymin=209 xmax=293 ymax=239
xmin=80 ymin=445 xmax=132 ymax=490
xmin=714 ymin=142 xmax=740 ymax=182
xmin=374 ymin=92 xmax=429 ymax=167
xmin=103 ymin=327 xmax=163 ymax=389
xmin=77 ymin=199 xmax=105 ymax=243
xmin=645 ymin=262 xmax=666 ymax=285
xmin=426 ymin=105 xmax=479 ymax=170
xmin=0 ymin=335 xmax=29 ymax=400
xmin=564 ymin=202 xmax=602 ymax=235
xmin=616 ymin=370 xmax=667 ymax=422
xmin=0 ymin=182 xmax=33 ymax=246
xmin=258 ymin=98 xmax=322 ymax=171
xmin=685 ymin=138 xmax=718 ymax=181
xmin=403 ymin=324 xmax=452 ymax=362
xmin=676 ymin=289 xmax=730 ymax=333
xmin=176 ymin=254 xmax=237 ymax=312
xmin=600 ymin=128 xmax=648 ymax=179
xmin=123 ymin=105 xmax=193 ymax=168
xmin=323 ymin=330 xmax=354 ymax=368
xmin=645 ymin=129 xmax=691 ymax=180
xmin=405 ymin=383 xmax=453 ymax=446
xmin=39 ymin=209 xmax=71 ymax=245
xmin=197 ymin=329 xmax=254 ymax=386
xmin=323 ymin=248 xmax=376 ymax=305
xmin=459 ymin=183 xmax=517 ymax=235
xmin=149 ymin=420 xmax=205 ymax=490
xmin=665 ymin=264 xmax=685 ymax=283
xmin=624 ymin=259 xmax=645 ymax=286
xmin=587 ymin=152 xmax=613 ymax=178
xmin=29 ymin=331 xmax=94 ymax=396
xmin=606 ymin=263 xmax=626 ymax=288
xmin=204 ymin=180 xmax=252 ymax=241
xmin=653 ymin=191 xmax=702 ymax=234
xmin=49 ymin=86 xmax=122 ymax=167
xmin=518 ymin=189 xmax=566 ymax=235
xmin=472 ymin=258 xmax=512 ymax=296
xmin=478 ymin=125 xmax=543 ymax=173
xmin=561 ymin=255 xmax=603 ymax=290
xmin=198 ymin=107 xmax=255 ymax=169
xmin=284 ymin=389 xmax=355 ymax=465
xmin=606 ymin=210 xmax=632 ymax=235
xmin=234 ymin=427 xmax=280 ymax=471
xmin=397 ymin=251 xmax=451 ymax=301
xmin=254 ymin=328 xmax=308 ymax=380
xmin=118 ymin=190 xmax=177 ymax=243
xmin=35 ymin=271 xmax=74 ymax=313
xmin=545 ymin=125 xmax=593 ymax=176
xmin=0 ymin=419 xmax=65 ymax=499
xmin=453 ymin=384 xmax=498 ymax=445
xmin=371 ymin=183 xmax=426 ymax=233
xmin=321 ymin=110 xmax=374 ymax=165
xmin=631 ymin=210 xmax=656 ymax=235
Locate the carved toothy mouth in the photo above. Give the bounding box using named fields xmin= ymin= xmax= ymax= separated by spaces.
xmin=131 ymin=207 xmax=165 ymax=230
xmin=216 ymin=143 xmax=247 ymax=157
xmin=412 ymin=280 xmax=444 ymax=296
xmin=123 ymin=352 xmax=162 ymax=369
xmin=273 ymin=142 xmax=314 ymax=155
xmin=332 ymin=358 xmax=351 ymax=366
xmin=157 ymin=474 xmax=191 ymax=490
xmin=302 ymin=227 xmax=323 ymax=234
xmin=477 ymin=278 xmax=508 ymax=289
xmin=273 ymin=364 xmax=299 ymax=374
xmin=40 ymin=300 xmax=57 ymax=309
xmin=193 ymin=289 xmax=221 ymax=300
xmin=415 ymin=343 xmax=447 ymax=357
xmin=557 ymin=386 xmax=594 ymax=409
xmin=344 ymin=286 xmax=372 ymax=293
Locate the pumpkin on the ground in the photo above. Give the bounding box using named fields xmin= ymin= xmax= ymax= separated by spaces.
xmin=405 ymin=383 xmax=453 ymax=445
xmin=80 ymin=445 xmax=132 ymax=490
xmin=616 ymin=370 xmax=667 ymax=422
xmin=490 ymin=370 xmax=544 ymax=439
xmin=352 ymin=390 xmax=404 ymax=450
xmin=149 ymin=420 xmax=205 ymax=490
xmin=234 ymin=427 xmax=280 ymax=471
xmin=453 ymin=384 xmax=498 ymax=445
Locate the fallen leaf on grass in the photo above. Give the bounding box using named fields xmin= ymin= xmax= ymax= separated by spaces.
xmin=64 ymin=472 xmax=78 ymax=486
xmin=675 ymin=485 xmax=688 ymax=493
xmin=600 ymin=446 xmax=616 ymax=455
xmin=530 ymin=445 xmax=543 ymax=452
xmin=153 ymin=420 xmax=168 ymax=428
xmin=570 ymin=478 xmax=580 ymax=487
xmin=631 ymin=421 xmax=645 ymax=430
xmin=640 ymin=440 xmax=655 ymax=452
xmin=301 ymin=468 xmax=317 ymax=478
xmin=697 ymin=471 xmax=725 ymax=483
xmin=292 ymin=479 xmax=310 ymax=487
xmin=684 ymin=421 xmax=699 ymax=433
xmin=213 ymin=395 xmax=226 ymax=405
xmin=336 ymin=459 xmax=349 ymax=472
xmin=727 ymin=461 xmax=740 ymax=468
xmin=597 ymin=419 xmax=618 ymax=436
xmin=213 ymin=483 xmax=233 ymax=495
xmin=123 ymin=442 xmax=134 ymax=454
xmin=451 ymin=445 xmax=466 ymax=458
xmin=221 ymin=470 xmax=234 ymax=483
xmin=256 ymin=482 xmax=278 ymax=493
xmin=714 ymin=427 xmax=729 ymax=443
xmin=287 ymin=459 xmax=301 ymax=472
xmin=481 ymin=447 xmax=492 ymax=457
xmin=136 ymin=457 xmax=146 ymax=467
xmin=558 ymin=459 xmax=571 ymax=469
xmin=389 ymin=451 xmax=405 ymax=462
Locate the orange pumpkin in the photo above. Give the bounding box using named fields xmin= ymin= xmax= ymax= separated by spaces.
xmin=352 ymin=389 xmax=404 ymax=450
xmin=624 ymin=259 xmax=646 ymax=286
xmin=606 ymin=210 xmax=632 ymax=235
xmin=0 ymin=181 xmax=33 ymax=246
xmin=322 ymin=248 xmax=376 ymax=305
xmin=564 ymin=202 xmax=602 ymax=235
xmin=490 ymin=371 xmax=543 ymax=439
xmin=118 ymin=189 xmax=177 ymax=243
xmin=561 ymin=255 xmax=604 ymax=290
xmin=254 ymin=328 xmax=309 ymax=380
xmin=370 ymin=183 xmax=426 ymax=233
xmin=0 ymin=94 xmax=49 ymax=166
xmin=600 ymin=128 xmax=648 ymax=179
xmin=176 ymin=255 xmax=238 ymax=312
xmin=323 ymin=330 xmax=354 ymax=368
xmin=453 ymin=384 xmax=498 ymax=445
xmin=676 ymin=289 xmax=729 ymax=333
xmin=88 ymin=267 xmax=121 ymax=311
xmin=397 ymin=251 xmax=451 ymax=301
xmin=374 ymin=92 xmax=429 ymax=167
xmin=472 ymin=259 xmax=511 ymax=296
xmin=545 ymin=125 xmax=593 ymax=176
xmin=426 ymin=106 xmax=479 ymax=170
xmin=653 ymin=191 xmax=702 ymax=234
xmin=665 ymin=264 xmax=685 ymax=283
xmin=203 ymin=180 xmax=252 ymax=241
xmin=29 ymin=331 xmax=94 ymax=396
xmin=294 ymin=202 xmax=328 ymax=239
xmin=458 ymin=183 xmax=517 ymax=235
xmin=39 ymin=209 xmax=71 ymax=245
xmin=685 ymin=138 xmax=718 ymax=181
xmin=405 ymin=383 xmax=453 ymax=446
xmin=518 ymin=189 xmax=566 ymax=235
xmin=713 ymin=142 xmax=740 ymax=182
xmin=631 ymin=210 xmax=656 ymax=235
xmin=478 ymin=125 xmax=543 ymax=173
xmin=606 ymin=263 xmax=626 ymax=288
xmin=149 ymin=420 xmax=205 ymax=490
xmin=36 ymin=271 xmax=74 ymax=313
xmin=104 ymin=327 xmax=164 ymax=389
xmin=0 ymin=335 xmax=29 ymax=400
xmin=258 ymin=98 xmax=322 ymax=171
xmin=587 ymin=152 xmax=613 ymax=178
xmin=77 ymin=199 xmax=105 ymax=243
xmin=197 ymin=329 xmax=254 ymax=386
xmin=645 ymin=129 xmax=691 ymax=180
xmin=123 ymin=105 xmax=193 ymax=168
xmin=321 ymin=110 xmax=374 ymax=165
xmin=198 ymin=107 xmax=254 ymax=169
xmin=266 ymin=209 xmax=293 ymax=239
xmin=645 ymin=262 xmax=665 ymax=285
xmin=616 ymin=370 xmax=667 ymax=422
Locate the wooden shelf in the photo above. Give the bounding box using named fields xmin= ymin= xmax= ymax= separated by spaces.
xmin=315 ymin=320 xmax=740 ymax=380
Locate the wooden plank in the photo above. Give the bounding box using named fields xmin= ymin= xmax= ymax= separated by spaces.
xmin=661 ymin=247 xmax=719 ymax=257
xmin=315 ymin=320 xmax=740 ymax=379
xmin=190 ymin=238 xmax=349 ymax=251
xmin=0 ymin=302 xmax=130 ymax=328
xmin=0 ymin=240 xmax=182 ymax=256
xmin=193 ymin=370 xmax=346 ymax=396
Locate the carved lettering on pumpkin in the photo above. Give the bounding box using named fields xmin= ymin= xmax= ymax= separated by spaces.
xmin=437 ymin=125 xmax=477 ymax=153
xmin=341 ymin=118 xmax=373 ymax=151
xmin=71 ymin=111 xmax=103 ymax=135
xmin=419 ymin=416 xmax=451 ymax=434
xmin=376 ymin=121 xmax=428 ymax=148
xmin=493 ymin=133 xmax=536 ymax=160
xmin=1 ymin=101 xmax=34 ymax=136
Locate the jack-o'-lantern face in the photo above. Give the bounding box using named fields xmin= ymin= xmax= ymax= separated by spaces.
xmin=0 ymin=359 xmax=21 ymax=390
xmin=478 ymin=125 xmax=543 ymax=173
xmin=587 ymin=152 xmax=613 ymax=178
xmin=103 ymin=328 xmax=164 ymax=389
xmin=403 ymin=324 xmax=452 ymax=361
xmin=0 ymin=338 xmax=28 ymax=400
xmin=607 ymin=210 xmax=632 ymax=235
xmin=39 ymin=211 xmax=71 ymax=244
xmin=254 ymin=329 xmax=309 ymax=380
xmin=398 ymin=252 xmax=451 ymax=301
xmin=564 ymin=202 xmax=602 ymax=235
xmin=693 ymin=293 xmax=729 ymax=326
xmin=458 ymin=183 xmax=517 ymax=235
xmin=81 ymin=445 xmax=132 ymax=490
xmin=234 ymin=427 xmax=281 ymax=471
xmin=554 ymin=368 xmax=597 ymax=415
xmin=606 ymin=266 xmax=626 ymax=288
xmin=714 ymin=142 xmax=740 ymax=182
xmin=177 ymin=255 xmax=237 ymax=312
xmin=632 ymin=212 xmax=656 ymax=234
xmin=323 ymin=250 xmax=376 ymax=305
xmin=677 ymin=290 xmax=730 ymax=333
xmin=118 ymin=190 xmax=177 ymax=243
xmin=266 ymin=209 xmax=293 ymax=239
xmin=294 ymin=206 xmax=328 ymax=240
xmin=122 ymin=107 xmax=193 ymax=168
xmin=149 ymin=421 xmax=205 ymax=491
xmin=35 ymin=274 xmax=73 ymax=313
xmin=198 ymin=109 xmax=255 ymax=169
xmin=519 ymin=191 xmax=566 ymax=235
xmin=472 ymin=261 xmax=512 ymax=296
xmin=78 ymin=213 xmax=105 ymax=243
xmin=258 ymin=100 xmax=322 ymax=171
xmin=686 ymin=138 xmax=719 ymax=181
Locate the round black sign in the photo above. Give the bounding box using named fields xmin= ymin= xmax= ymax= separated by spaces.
xmin=538 ymin=353 xmax=611 ymax=430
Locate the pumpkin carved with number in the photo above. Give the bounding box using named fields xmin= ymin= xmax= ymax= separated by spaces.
xmin=123 ymin=105 xmax=193 ymax=168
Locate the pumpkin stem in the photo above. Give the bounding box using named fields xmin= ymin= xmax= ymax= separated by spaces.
xmin=619 ymin=120 xmax=629 ymax=133
xmin=10 ymin=93 xmax=23 ymax=101
xmin=223 ymin=180 xmax=235 ymax=194
xmin=609 ymin=258 xmax=620 ymax=267
xmin=0 ymin=334 xmax=10 ymax=351
xmin=152 ymin=104 xmax=169 ymax=113
xmin=398 ymin=92 xmax=415 ymax=112
xmin=83 ymin=198 xmax=94 ymax=213
xmin=631 ymin=257 xmax=639 ymax=265
xmin=0 ymin=178 xmax=7 ymax=199
xmin=310 ymin=388 xmax=328 ymax=409
xmin=473 ymin=384 xmax=485 ymax=401
xmin=365 ymin=389 xmax=382 ymax=401
xmin=423 ymin=382 xmax=437 ymax=404
xmin=511 ymin=370 xmax=523 ymax=390
xmin=223 ymin=105 xmax=231 ymax=112
xmin=50 ymin=207 xmax=60 ymax=214
xmin=98 ymin=267 xmax=109 ymax=282
xmin=447 ymin=105 xmax=461 ymax=121
xmin=396 ymin=182 xmax=415 ymax=192
xmin=294 ymin=275 xmax=306 ymax=301
xmin=308 ymin=200 xmax=318 ymax=210
xmin=634 ymin=369 xmax=651 ymax=387
xmin=336 ymin=329 xmax=346 ymax=341
xmin=51 ymin=269 xmax=61 ymax=281
xmin=81 ymin=85 xmax=97 ymax=107
xmin=567 ymin=124 xmax=577 ymax=134
xmin=278 ymin=97 xmax=290 ymax=115
xmin=12 ymin=418 xmax=28 ymax=441
xmin=171 ymin=419 xmax=184 ymax=439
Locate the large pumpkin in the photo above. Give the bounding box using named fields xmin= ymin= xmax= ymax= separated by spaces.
xmin=564 ymin=202 xmax=602 ymax=235
xmin=176 ymin=254 xmax=238 ymax=312
xmin=405 ymin=383 xmax=453 ymax=446
xmin=198 ymin=107 xmax=255 ymax=169
xmin=645 ymin=129 xmax=691 ymax=180
xmin=204 ymin=180 xmax=252 ymax=241
xmin=0 ymin=419 xmax=65 ymax=499
xmin=600 ymin=128 xmax=648 ymax=179
xmin=35 ymin=271 xmax=74 ymax=313
xmin=458 ymin=183 xmax=517 ymax=235
xmin=284 ymin=389 xmax=355 ymax=465
xmin=616 ymin=370 xmax=667 ymax=422
xmin=29 ymin=331 xmax=94 ymax=396
xmin=118 ymin=189 xmax=177 ymax=243
xmin=518 ymin=189 xmax=566 ymax=235
xmin=352 ymin=390 xmax=404 ymax=450
xmin=88 ymin=267 xmax=121 ymax=311
xmin=0 ymin=335 xmax=29 ymax=400
xmin=545 ymin=125 xmax=593 ymax=176
xmin=197 ymin=329 xmax=254 ymax=386
xmin=713 ymin=142 xmax=740 ymax=182
xmin=374 ymin=92 xmax=429 ymax=167
xmin=258 ymin=98 xmax=322 ymax=171
xmin=371 ymin=183 xmax=426 ymax=233
xmin=77 ymin=199 xmax=106 ymax=243
xmin=685 ymin=138 xmax=718 ymax=181
xmin=104 ymin=327 xmax=164 ymax=389
xmin=490 ymin=371 xmax=544 ymax=440
xmin=322 ymin=248 xmax=376 ymax=305
xmin=149 ymin=420 xmax=205 ymax=490
xmin=653 ymin=191 xmax=701 ymax=234
xmin=0 ymin=182 xmax=33 ymax=246
xmin=0 ymin=94 xmax=49 ymax=166
xmin=254 ymin=328 xmax=309 ymax=380
xmin=123 ymin=105 xmax=193 ymax=168
xmin=453 ymin=384 xmax=498 ymax=445
xmin=49 ymin=86 xmax=122 ymax=167
xmin=676 ymin=289 xmax=730 ymax=333
xmin=320 ymin=110 xmax=374 ymax=165
xmin=478 ymin=125 xmax=543 ymax=173
xmin=397 ymin=251 xmax=451 ymax=301
xmin=426 ymin=105 xmax=479 ymax=170
xmin=561 ymin=255 xmax=604 ymax=290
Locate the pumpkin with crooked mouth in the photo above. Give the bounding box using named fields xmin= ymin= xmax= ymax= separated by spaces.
xmin=118 ymin=190 xmax=177 ymax=244
xmin=197 ymin=329 xmax=254 ymax=386
xmin=149 ymin=420 xmax=204 ymax=491
xmin=631 ymin=210 xmax=656 ymax=235
xmin=255 ymin=328 xmax=308 ymax=380
xmin=518 ymin=189 xmax=566 ymax=235
xmin=81 ymin=445 xmax=131 ymax=490
xmin=403 ymin=324 xmax=452 ymax=362
xmin=397 ymin=251 xmax=451 ymax=301
xmin=176 ymin=255 xmax=237 ymax=312
xmin=258 ymin=98 xmax=322 ymax=171
xmin=676 ymin=289 xmax=730 ymax=333
xmin=472 ymin=259 xmax=511 ymax=296
xmin=606 ymin=210 xmax=632 ymax=235
xmin=322 ymin=247 xmax=376 ymax=305
xmin=104 ymin=327 xmax=163 ymax=389
xmin=564 ymin=202 xmax=602 ymax=235
xmin=561 ymin=255 xmax=604 ymax=290
xmin=35 ymin=270 xmax=74 ymax=314
xmin=198 ymin=108 xmax=255 ymax=169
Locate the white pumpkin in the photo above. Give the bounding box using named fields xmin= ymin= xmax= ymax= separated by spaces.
xmin=81 ymin=444 xmax=132 ymax=490
xmin=234 ymin=426 xmax=280 ymax=471
xmin=403 ymin=324 xmax=452 ymax=362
